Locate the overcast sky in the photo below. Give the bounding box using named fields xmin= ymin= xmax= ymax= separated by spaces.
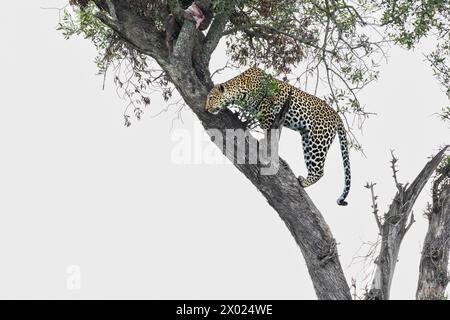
xmin=1 ymin=1 xmax=449 ymax=299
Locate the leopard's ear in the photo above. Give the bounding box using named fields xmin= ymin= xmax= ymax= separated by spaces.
xmin=218 ymin=84 xmax=225 ymax=93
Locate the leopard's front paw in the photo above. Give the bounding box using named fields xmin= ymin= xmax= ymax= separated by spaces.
xmin=298 ymin=176 xmax=306 ymax=187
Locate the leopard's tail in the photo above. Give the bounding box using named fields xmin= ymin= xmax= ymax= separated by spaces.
xmin=336 ymin=119 xmax=351 ymax=206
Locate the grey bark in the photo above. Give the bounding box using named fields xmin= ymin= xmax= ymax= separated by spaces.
xmin=366 ymin=147 xmax=449 ymax=300
xmin=416 ymin=156 xmax=450 ymax=300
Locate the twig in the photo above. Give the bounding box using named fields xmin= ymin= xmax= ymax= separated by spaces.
xmin=365 ymin=182 xmax=382 ymax=231
xmin=390 ymin=150 xmax=402 ymax=190
xmin=405 ymin=211 xmax=415 ymax=233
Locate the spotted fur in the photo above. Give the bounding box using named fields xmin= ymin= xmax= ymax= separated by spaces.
xmin=206 ymin=67 xmax=351 ymax=206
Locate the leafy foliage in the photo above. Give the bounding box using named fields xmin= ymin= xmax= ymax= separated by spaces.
xmin=439 ymin=107 xmax=450 ymax=123
xmin=436 ymin=155 xmax=450 ymax=180
xmin=58 ymin=3 xmax=113 ymax=73
xmin=60 ymin=0 xmax=450 ymax=134
xmin=59 ymin=2 xmax=172 ymax=126
xmin=381 ymin=0 xmax=450 ymax=103
xmin=428 ymin=45 xmax=450 ymax=102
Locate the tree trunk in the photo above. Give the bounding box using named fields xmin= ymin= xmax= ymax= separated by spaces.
xmin=416 ymin=158 xmax=450 ymax=300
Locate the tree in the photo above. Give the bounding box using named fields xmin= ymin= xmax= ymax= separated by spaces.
xmin=58 ymin=0 xmax=450 ymax=299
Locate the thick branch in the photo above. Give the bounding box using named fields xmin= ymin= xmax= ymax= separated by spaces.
xmin=417 ymin=156 xmax=450 ymax=300
xmin=366 ymin=146 xmax=449 ymax=300
xmin=172 ymin=19 xmax=197 ymax=64
xmin=95 ymin=0 xmax=168 ymax=65
xmin=271 ymin=91 xmax=292 ymax=130
xmin=202 ymin=10 xmax=232 ymax=66
xmin=261 ymin=91 xmax=293 ymax=170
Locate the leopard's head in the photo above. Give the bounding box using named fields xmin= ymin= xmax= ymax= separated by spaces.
xmin=205 ymin=84 xmax=228 ymax=115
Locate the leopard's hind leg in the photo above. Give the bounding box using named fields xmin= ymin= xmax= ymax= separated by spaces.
xmin=298 ymin=129 xmax=335 ymax=187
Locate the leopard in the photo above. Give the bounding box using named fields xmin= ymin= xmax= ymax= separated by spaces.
xmin=205 ymin=67 xmax=351 ymax=206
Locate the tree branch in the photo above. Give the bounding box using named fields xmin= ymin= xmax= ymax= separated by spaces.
xmin=95 ymin=0 xmax=168 ymax=65
xmin=366 ymin=146 xmax=449 ymax=300
xmin=171 ymin=19 xmax=197 ymax=64
xmin=202 ymin=10 xmax=232 ymax=66
xmin=223 ymin=23 xmax=335 ymax=55
xmin=260 ymin=91 xmax=293 ymax=172
xmin=390 ymin=149 xmax=401 ymax=191
xmin=271 ymin=91 xmax=292 ymax=130
xmin=365 ymin=182 xmax=382 ymax=232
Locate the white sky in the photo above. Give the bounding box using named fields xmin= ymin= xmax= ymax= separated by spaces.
xmin=0 ymin=1 xmax=449 ymax=299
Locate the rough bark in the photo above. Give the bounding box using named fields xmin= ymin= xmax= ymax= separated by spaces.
xmin=366 ymin=147 xmax=449 ymax=300
xmin=416 ymin=157 xmax=450 ymax=300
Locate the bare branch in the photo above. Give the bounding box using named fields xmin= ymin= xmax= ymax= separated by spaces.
xmin=223 ymin=23 xmax=335 ymax=55
xmin=260 ymin=90 xmax=293 ymax=170
xmin=405 ymin=147 xmax=449 ymax=208
xmin=390 ymin=149 xmax=401 ymax=190
xmin=365 ymin=182 xmax=382 ymax=232
xmin=271 ymin=91 xmax=292 ymax=130
xmin=202 ymin=10 xmax=232 ymax=66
